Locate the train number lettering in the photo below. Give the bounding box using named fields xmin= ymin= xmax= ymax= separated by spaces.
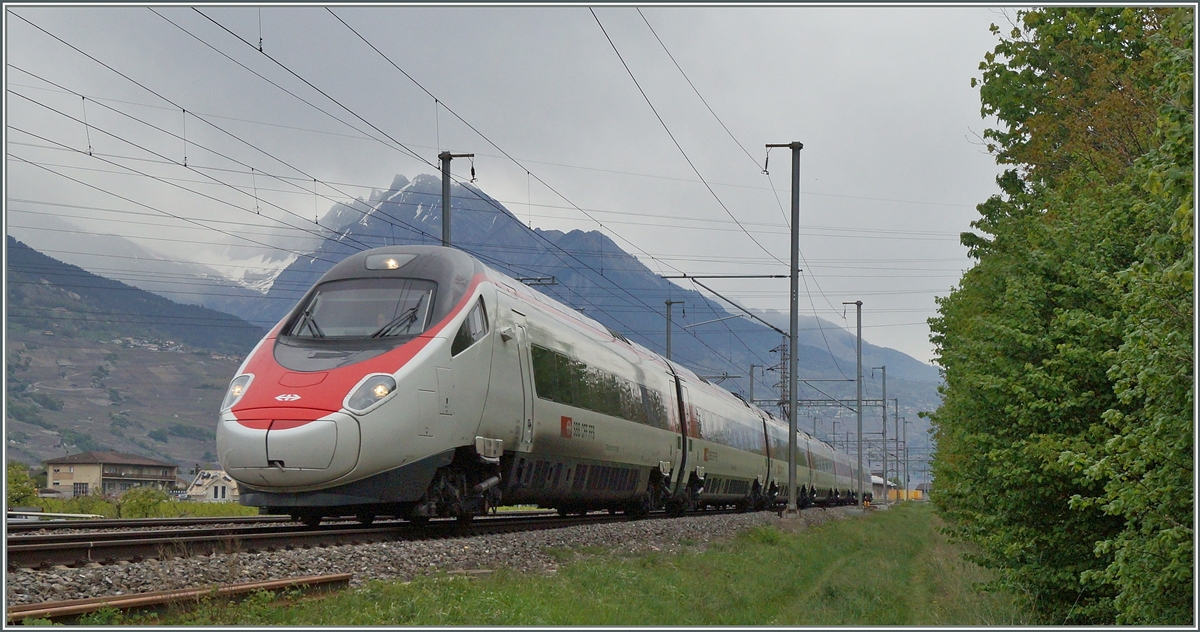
xmin=560 ymin=416 xmax=595 ymax=440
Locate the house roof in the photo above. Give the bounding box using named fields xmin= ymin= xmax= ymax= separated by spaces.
xmin=45 ymin=451 xmax=177 ymax=468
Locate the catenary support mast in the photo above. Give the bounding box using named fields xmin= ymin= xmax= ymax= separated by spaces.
xmin=439 ymin=151 xmax=473 ymax=247
xmin=767 ymin=141 xmax=803 ymax=516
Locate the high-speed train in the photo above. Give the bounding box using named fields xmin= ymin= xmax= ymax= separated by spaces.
xmin=217 ymin=245 xmax=869 ymax=525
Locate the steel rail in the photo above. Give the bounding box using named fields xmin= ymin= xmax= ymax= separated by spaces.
xmin=6 ymin=514 xmax=293 ymax=533
xmin=5 ymin=510 xmax=637 ymax=571
xmin=8 ymin=521 xmax=363 ymax=547
xmin=5 ymin=509 xmax=554 ymax=533
xmin=6 ymin=573 xmax=352 ymax=624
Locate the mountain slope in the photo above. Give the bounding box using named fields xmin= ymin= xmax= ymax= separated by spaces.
xmin=5 ymin=237 xmax=267 ymax=468
xmin=6 ymin=236 xmax=265 ymax=354
xmin=6 ymin=213 xmax=279 ymax=319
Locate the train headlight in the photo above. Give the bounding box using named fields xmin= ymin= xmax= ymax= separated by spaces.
xmin=346 ymin=374 xmax=396 ymax=413
xmin=365 ymin=253 xmax=417 ymax=271
xmin=221 ymin=374 xmax=253 ymax=411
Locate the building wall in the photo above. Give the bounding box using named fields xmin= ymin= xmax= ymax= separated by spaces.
xmin=48 ymin=462 xmax=179 ymax=498
xmin=186 ymin=471 xmax=240 ymax=503
xmin=48 ymin=464 xmax=102 ymax=497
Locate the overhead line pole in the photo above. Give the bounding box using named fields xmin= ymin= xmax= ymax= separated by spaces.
xmin=439 ymin=151 xmax=473 ymax=247
xmin=665 ymin=300 xmax=684 ymax=361
xmin=844 ymin=300 xmax=863 ymax=506
xmin=767 ymin=141 xmax=802 ymax=517
xmin=893 ymin=398 xmax=900 ymax=501
xmin=881 ymin=367 xmax=887 ymax=507
xmin=903 ymin=416 xmax=910 ymax=501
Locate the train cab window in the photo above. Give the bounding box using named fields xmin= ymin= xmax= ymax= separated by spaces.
xmin=451 ymin=298 xmax=488 ymax=356
xmin=285 ymin=278 xmax=437 ymax=339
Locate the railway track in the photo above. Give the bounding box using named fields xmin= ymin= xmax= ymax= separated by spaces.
xmin=5 ymin=514 xmax=293 ymax=533
xmin=5 ymin=509 xmax=646 ymax=571
xmin=9 ymin=505 xmax=796 ymax=624
xmin=7 ymin=573 xmax=353 ymax=625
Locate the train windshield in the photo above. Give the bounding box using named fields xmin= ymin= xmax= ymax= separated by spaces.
xmin=285 ymin=278 xmax=437 ymax=340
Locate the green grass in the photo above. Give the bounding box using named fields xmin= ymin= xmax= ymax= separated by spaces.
xmin=29 ymin=496 xmax=259 ymax=519
xmin=133 ymin=503 xmax=1031 ymax=626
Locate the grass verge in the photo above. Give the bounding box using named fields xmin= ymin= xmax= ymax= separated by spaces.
xmin=123 ymin=503 xmax=1031 ymax=626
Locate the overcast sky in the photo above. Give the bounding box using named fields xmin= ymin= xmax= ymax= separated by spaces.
xmin=5 ymin=4 xmax=1012 ymax=365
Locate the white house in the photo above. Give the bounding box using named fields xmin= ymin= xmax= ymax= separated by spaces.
xmin=185 ymin=469 xmax=240 ymax=503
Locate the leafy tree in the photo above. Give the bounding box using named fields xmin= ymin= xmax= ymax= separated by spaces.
xmin=1065 ymin=11 xmax=1195 ymax=624
xmin=6 ymin=461 xmax=39 ymax=507
xmin=930 ymin=7 xmax=1193 ymax=625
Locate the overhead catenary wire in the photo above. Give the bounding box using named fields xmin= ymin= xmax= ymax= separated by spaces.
xmin=588 ymin=8 xmax=821 ymax=385
xmin=315 ymin=8 xmax=769 ymax=373
xmin=323 ymin=7 xmax=689 ymax=280
xmin=6 ymin=117 xmax=374 ymax=254
xmin=590 ymin=8 xmax=785 ymax=268
xmin=10 ymin=75 xmax=585 ymax=295
xmin=9 ymin=139 xmax=966 ymax=240
xmin=10 ymin=78 xmax=976 ymax=212
xmin=636 ymin=8 xmax=761 ymax=171
xmin=7 ymin=9 xmax=918 ymax=383
xmin=8 ymin=63 xmax=437 ymax=248
xmin=615 ymin=13 xmax=855 ymax=381
xmin=600 ymin=8 xmax=902 ymax=366
xmin=11 ymin=148 xmax=710 ymax=368
xmin=7 ymin=151 xmax=333 ymax=264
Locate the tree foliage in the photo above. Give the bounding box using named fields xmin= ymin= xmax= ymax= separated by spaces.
xmin=6 ymin=461 xmax=39 ymax=507
xmin=930 ymin=7 xmax=1193 ymax=625
xmin=117 ymin=487 xmax=169 ymax=519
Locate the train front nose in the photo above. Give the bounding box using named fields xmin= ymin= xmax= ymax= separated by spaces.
xmin=218 ymin=409 xmax=361 ymax=489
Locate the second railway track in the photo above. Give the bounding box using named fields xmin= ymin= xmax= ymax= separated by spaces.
xmin=5 ymin=509 xmax=665 ymax=571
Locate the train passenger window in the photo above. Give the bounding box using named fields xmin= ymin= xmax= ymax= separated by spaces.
xmin=451 ymin=298 xmax=488 ymax=356
xmin=530 ymin=344 xmax=669 ymax=429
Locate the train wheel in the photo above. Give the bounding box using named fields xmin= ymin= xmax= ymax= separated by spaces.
xmin=301 ymin=514 xmax=322 ymax=528
xmin=356 ymin=512 xmax=376 ymax=526
xmin=627 ymin=495 xmax=651 ymax=518
xmin=408 ymin=514 xmax=430 ymax=526
xmin=666 ymin=498 xmax=685 ymax=516
xmin=557 ymin=507 xmax=570 ymax=517
xmin=456 ymin=513 xmax=474 ymax=525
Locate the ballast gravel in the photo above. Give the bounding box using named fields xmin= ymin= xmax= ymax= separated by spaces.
xmin=6 ymin=506 xmax=863 ymax=606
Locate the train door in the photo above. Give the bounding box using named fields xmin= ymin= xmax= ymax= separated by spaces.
xmin=760 ymin=416 xmax=772 ymax=487
xmin=673 ymin=382 xmax=694 ymax=493
xmin=666 ymin=383 xmax=683 ymax=485
xmin=513 ymin=312 xmax=535 ymax=453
